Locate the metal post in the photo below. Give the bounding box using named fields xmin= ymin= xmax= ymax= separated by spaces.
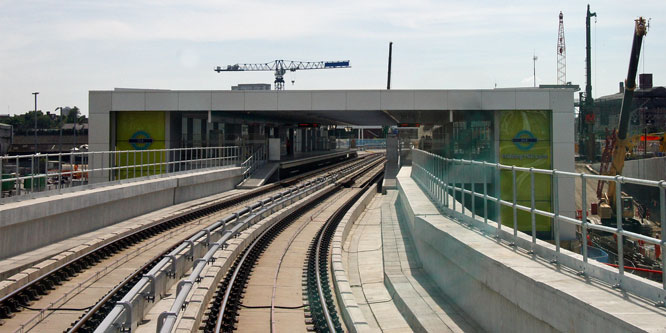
xmin=581 ymin=174 xmax=588 ymax=268
xmin=615 ymin=177 xmax=624 ymax=283
xmin=31 ymin=155 xmax=34 ymax=192
xmin=444 ymin=158 xmax=449 ymax=208
xmin=126 ymin=151 xmax=130 ymax=180
xmin=133 ymin=150 xmax=136 ymax=178
xmin=140 ymin=151 xmax=143 ymax=177
xmin=553 ymin=170 xmax=560 ymax=260
xmin=33 ymin=92 xmax=38 ymax=155
xmin=512 ymin=166 xmax=517 ymax=244
xmin=471 ymin=161 xmax=476 ymax=220
xmin=451 ymin=161 xmax=456 ymax=213
xmin=58 ymin=153 xmax=62 ymax=190
xmin=460 ymin=161 xmax=465 ymax=215
xmin=656 ymin=180 xmax=666 ymax=289
xmin=15 ymin=155 xmax=20 ymax=195
xmin=496 ymin=163 xmax=501 ymax=235
xmin=483 ymin=161 xmax=488 ymax=224
xmin=530 ymin=169 xmax=536 ymax=250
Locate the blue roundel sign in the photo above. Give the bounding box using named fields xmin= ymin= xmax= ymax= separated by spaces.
xmin=512 ymin=130 xmax=537 ymax=151
xmin=129 ymin=130 xmax=153 ymax=150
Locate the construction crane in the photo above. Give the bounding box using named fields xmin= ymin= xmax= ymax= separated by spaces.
xmin=579 ymin=5 xmax=597 ymax=162
xmin=557 ymin=11 xmax=566 ymax=85
xmin=214 ymin=60 xmax=351 ymax=90
xmin=596 ymin=17 xmax=648 ymax=227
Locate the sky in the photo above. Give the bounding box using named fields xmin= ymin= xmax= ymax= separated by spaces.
xmin=0 ymin=0 xmax=664 ymax=116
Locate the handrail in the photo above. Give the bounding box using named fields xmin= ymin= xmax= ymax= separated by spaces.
xmin=0 ymin=146 xmax=240 ymax=200
xmin=410 ymin=148 xmax=666 ymax=306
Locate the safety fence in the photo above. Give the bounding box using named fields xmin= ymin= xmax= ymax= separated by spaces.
xmin=0 ymin=146 xmax=240 ymax=199
xmin=240 ymin=145 xmax=267 ymax=180
xmin=411 ymin=149 xmax=666 ymax=305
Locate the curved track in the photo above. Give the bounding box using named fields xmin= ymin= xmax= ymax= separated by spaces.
xmin=202 ymin=159 xmax=384 ymax=332
xmin=0 ymin=155 xmax=373 ymax=333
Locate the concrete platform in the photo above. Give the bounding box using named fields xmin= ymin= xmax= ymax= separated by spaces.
xmin=336 ymin=185 xmax=479 ymax=333
xmin=397 ymin=166 xmax=666 ymax=332
xmin=382 ymin=190 xmax=480 ymax=332
xmin=237 ymin=162 xmax=279 ymax=188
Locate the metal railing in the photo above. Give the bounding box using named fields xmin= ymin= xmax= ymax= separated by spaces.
xmin=356 ymin=139 xmax=386 ymax=150
xmin=240 ymin=145 xmax=267 ymax=180
xmin=0 ymin=146 xmax=240 ymax=200
xmin=411 ymin=149 xmax=666 ymax=305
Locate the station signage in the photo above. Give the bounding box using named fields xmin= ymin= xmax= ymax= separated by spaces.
xmin=499 ymin=110 xmax=553 ymax=233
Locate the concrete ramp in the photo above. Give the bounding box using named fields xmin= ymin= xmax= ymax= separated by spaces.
xmin=237 ymin=162 xmax=278 ymax=188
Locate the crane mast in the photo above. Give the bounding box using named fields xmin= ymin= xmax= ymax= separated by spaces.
xmin=214 ymin=60 xmax=351 ymax=90
xmin=557 ymin=12 xmax=566 ymax=85
xmin=599 ymin=17 xmax=648 ymax=218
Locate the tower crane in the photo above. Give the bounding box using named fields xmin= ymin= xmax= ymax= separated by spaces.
xmin=214 ymin=60 xmax=351 ymax=90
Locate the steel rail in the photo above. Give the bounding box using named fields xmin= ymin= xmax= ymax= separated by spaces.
xmin=4 ymin=156 xmax=375 ymax=332
xmin=1 ymin=153 xmax=370 ymax=320
xmin=202 ymin=155 xmax=384 ymax=333
xmin=127 ymin=154 xmax=383 ymax=333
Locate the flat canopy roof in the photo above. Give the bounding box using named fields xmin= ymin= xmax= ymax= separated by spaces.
xmin=90 ymin=88 xmax=574 ymax=125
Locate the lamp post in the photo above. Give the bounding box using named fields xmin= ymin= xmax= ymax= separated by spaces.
xmin=54 ymin=107 xmax=63 ymax=153
xmin=532 ymin=54 xmax=538 ymax=87
xmin=32 ymin=92 xmax=39 ymax=154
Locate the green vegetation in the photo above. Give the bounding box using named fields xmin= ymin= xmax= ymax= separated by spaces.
xmin=3 ymin=107 xmax=86 ymax=134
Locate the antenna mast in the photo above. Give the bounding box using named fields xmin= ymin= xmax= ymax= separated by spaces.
xmin=557 ymin=11 xmax=566 ymax=85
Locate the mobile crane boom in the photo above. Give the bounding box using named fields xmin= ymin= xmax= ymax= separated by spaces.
xmin=600 ymin=17 xmax=647 ymax=218
xmin=214 ymin=60 xmax=350 ymax=90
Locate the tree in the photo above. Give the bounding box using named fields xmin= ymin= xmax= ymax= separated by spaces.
xmin=66 ymin=107 xmax=80 ymax=123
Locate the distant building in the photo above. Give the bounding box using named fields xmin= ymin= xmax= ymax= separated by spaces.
xmin=231 ymin=83 xmax=271 ymax=91
xmin=0 ymin=123 xmax=12 ymax=155
xmin=594 ymin=74 xmax=665 ymax=137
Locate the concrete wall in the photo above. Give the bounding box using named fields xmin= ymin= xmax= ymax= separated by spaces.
xmin=396 ymin=167 xmax=666 ymax=332
xmin=0 ymin=167 xmax=242 ymax=259
xmin=592 ymin=156 xmax=666 ymax=181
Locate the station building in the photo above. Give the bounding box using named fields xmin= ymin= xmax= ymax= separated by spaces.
xmin=89 ymin=87 xmax=577 ymax=239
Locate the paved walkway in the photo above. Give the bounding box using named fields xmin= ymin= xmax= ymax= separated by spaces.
xmin=344 ymin=192 xmax=411 ymax=332
xmin=343 ymin=190 xmax=481 ymax=332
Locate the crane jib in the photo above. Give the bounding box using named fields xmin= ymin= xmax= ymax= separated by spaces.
xmin=324 ymin=61 xmax=350 ymax=68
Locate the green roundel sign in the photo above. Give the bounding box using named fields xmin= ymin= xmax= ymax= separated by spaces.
xmin=512 ymin=130 xmax=537 ymax=151
xmin=129 ymin=130 xmax=153 ymax=150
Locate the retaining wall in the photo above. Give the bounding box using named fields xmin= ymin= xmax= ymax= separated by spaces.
xmin=0 ymin=167 xmax=242 ymax=259
xmin=396 ymin=167 xmax=666 ymax=332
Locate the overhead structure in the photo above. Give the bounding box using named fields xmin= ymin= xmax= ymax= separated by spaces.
xmin=557 ymin=11 xmax=566 ymax=85
xmin=579 ymin=4 xmax=597 ymax=161
xmin=214 ymin=60 xmax=351 ymax=90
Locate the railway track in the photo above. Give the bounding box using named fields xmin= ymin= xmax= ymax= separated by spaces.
xmin=0 ymin=154 xmax=376 ymax=333
xmin=201 ymin=159 xmax=384 ymax=333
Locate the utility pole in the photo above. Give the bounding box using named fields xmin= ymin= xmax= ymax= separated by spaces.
xmin=387 ymin=42 xmax=393 ymax=90
xmin=532 ymin=53 xmax=538 ymax=87
xmin=32 ymin=92 xmax=39 ymax=154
